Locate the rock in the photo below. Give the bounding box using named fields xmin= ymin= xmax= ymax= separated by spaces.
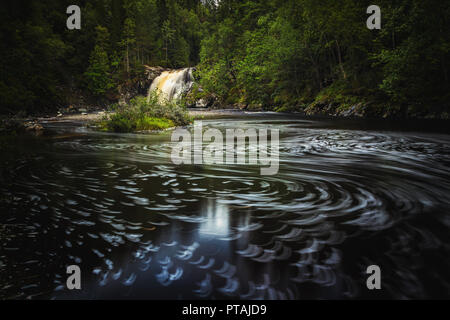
xmin=145 ymin=65 xmax=170 ymax=82
xmin=195 ymin=98 xmax=209 ymax=108
xmin=305 ymin=102 xmax=327 ymax=116
xmin=231 ymin=103 xmax=246 ymax=110
xmin=187 ymin=92 xmax=218 ymax=109
xmin=337 ymin=103 xmax=366 ymax=118
xmin=325 ymin=103 xmax=337 ymax=114
xmin=78 ymin=108 xmax=87 ymax=113
xmin=340 ymin=105 xmax=357 ymax=117
xmin=24 ymin=122 xmax=44 ymax=136
xmin=117 ymin=65 xmax=170 ymax=104
xmin=247 ymin=103 xmax=263 ymax=111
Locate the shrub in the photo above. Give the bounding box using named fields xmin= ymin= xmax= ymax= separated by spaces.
xmin=96 ymin=92 xmax=191 ymax=133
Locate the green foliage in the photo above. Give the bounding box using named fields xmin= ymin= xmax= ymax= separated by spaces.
xmin=97 ymin=93 xmax=191 ymax=133
xmin=0 ymin=0 xmax=207 ymax=115
xmin=197 ymin=0 xmax=450 ymax=115
xmin=84 ymin=26 xmax=115 ymax=96
xmin=104 ymin=113 xmax=174 ymax=132
xmin=161 ymin=20 xmax=176 ymax=64
xmin=136 ymin=117 xmax=174 ymax=130
xmin=1 ymin=0 xmax=449 ymax=118
xmin=136 ymin=94 xmax=192 ymax=125
xmin=373 ymin=0 xmax=450 ymax=109
xmin=0 ymin=1 xmax=69 ymax=114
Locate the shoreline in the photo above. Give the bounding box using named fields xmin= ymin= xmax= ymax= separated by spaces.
xmin=2 ymin=107 xmax=450 ymax=137
xmin=11 ymin=104 xmax=450 ymax=125
xmin=35 ymin=108 xmax=254 ymax=124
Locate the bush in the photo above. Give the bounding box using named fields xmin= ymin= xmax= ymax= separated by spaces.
xmin=96 ymin=92 xmax=191 ymax=133
xmin=105 ymin=114 xmax=134 ymax=133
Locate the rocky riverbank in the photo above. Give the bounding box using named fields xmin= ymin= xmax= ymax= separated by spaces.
xmin=39 ymin=108 xmax=248 ymax=124
xmin=302 ymin=100 xmax=450 ymax=120
xmin=0 ymin=108 xmax=250 ymax=137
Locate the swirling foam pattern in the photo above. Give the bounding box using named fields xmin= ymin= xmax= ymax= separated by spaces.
xmin=0 ymin=116 xmax=450 ymax=299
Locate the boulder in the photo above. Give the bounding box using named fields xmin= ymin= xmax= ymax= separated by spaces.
xmin=118 ymin=65 xmax=170 ymax=104
xmin=24 ymin=121 xmax=44 ymax=136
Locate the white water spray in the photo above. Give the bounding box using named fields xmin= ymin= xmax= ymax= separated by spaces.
xmin=148 ymin=68 xmax=194 ymax=102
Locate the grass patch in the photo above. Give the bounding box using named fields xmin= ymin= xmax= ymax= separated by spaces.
xmin=98 ymin=115 xmax=174 ymax=133
xmin=96 ymin=92 xmax=192 ymax=133
xmin=136 ymin=117 xmax=174 ymax=131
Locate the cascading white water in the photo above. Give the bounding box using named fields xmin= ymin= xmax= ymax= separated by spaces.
xmin=148 ymin=68 xmax=194 ymax=102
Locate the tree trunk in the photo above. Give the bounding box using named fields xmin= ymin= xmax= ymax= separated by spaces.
xmin=137 ymin=47 xmax=140 ymax=64
xmin=126 ymin=44 xmax=130 ymax=76
xmin=306 ymin=45 xmax=322 ymax=90
xmin=392 ymin=31 xmax=396 ymax=49
xmin=335 ymin=40 xmax=347 ymax=80
xmin=165 ymin=39 xmax=168 ymax=63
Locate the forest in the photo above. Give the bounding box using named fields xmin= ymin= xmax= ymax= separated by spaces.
xmin=0 ymin=0 xmax=449 ymax=118
xmin=2 ymin=0 xmax=450 ymax=302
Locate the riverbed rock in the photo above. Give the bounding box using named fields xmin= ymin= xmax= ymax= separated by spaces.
xmin=145 ymin=65 xmax=170 ymax=82
xmin=233 ymin=103 xmax=247 ymax=110
xmin=118 ymin=65 xmax=171 ymax=104
xmin=246 ymin=103 xmax=263 ymax=111
xmin=305 ymin=102 xmax=329 ymax=116
xmin=195 ymin=98 xmax=209 ymax=108
xmin=195 ymin=94 xmax=218 ymax=108
xmin=339 ymin=104 xmax=364 ymax=117
xmin=24 ymin=121 xmax=44 ymax=136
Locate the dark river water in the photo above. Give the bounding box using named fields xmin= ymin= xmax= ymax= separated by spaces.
xmin=1 ymin=113 xmax=450 ymax=299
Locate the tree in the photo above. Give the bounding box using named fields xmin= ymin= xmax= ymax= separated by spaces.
xmin=161 ymin=20 xmax=176 ymax=65
xmin=84 ymin=26 xmax=113 ymax=97
xmin=121 ymin=18 xmax=136 ymax=76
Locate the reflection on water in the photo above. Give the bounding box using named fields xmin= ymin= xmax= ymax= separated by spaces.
xmin=200 ymin=201 xmax=230 ymax=237
xmin=0 ymin=115 xmax=450 ymax=299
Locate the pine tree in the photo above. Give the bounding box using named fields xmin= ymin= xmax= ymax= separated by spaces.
xmin=84 ymin=26 xmax=113 ymax=96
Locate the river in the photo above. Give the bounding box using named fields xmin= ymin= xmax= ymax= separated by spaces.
xmin=1 ymin=113 xmax=449 ymax=299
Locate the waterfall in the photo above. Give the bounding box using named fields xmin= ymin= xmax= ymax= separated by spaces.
xmin=148 ymin=68 xmax=194 ymax=102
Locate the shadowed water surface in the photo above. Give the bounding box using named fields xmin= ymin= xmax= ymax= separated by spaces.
xmin=1 ymin=114 xmax=450 ymax=299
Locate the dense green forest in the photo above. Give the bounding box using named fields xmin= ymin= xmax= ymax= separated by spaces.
xmin=1 ymin=0 xmax=449 ymax=118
